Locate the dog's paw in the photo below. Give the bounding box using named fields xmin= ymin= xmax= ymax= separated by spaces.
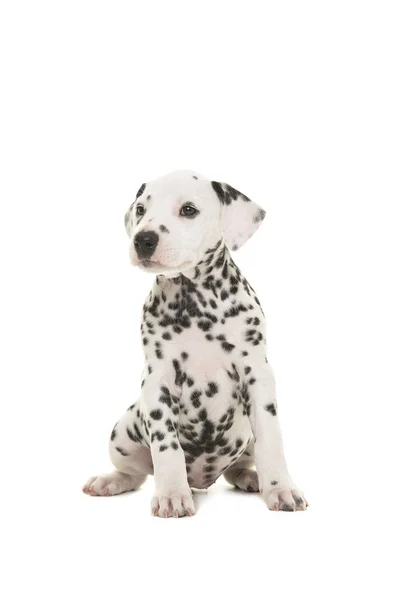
xmin=235 ymin=469 xmax=260 ymax=492
xmin=82 ymin=471 xmax=144 ymax=496
xmin=263 ymin=487 xmax=308 ymax=512
xmin=151 ymin=488 xmax=195 ymax=518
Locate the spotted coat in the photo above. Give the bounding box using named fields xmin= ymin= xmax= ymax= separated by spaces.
xmin=83 ymin=171 xmax=307 ymax=517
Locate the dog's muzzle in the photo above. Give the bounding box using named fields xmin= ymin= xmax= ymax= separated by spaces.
xmin=134 ymin=230 xmax=159 ymax=259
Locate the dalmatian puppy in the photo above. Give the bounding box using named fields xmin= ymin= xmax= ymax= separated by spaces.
xmin=83 ymin=170 xmax=307 ymax=517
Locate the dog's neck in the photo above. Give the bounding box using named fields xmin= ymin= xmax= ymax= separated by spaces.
xmin=155 ymin=240 xmax=235 ymax=291
xmin=142 ymin=240 xmax=257 ymax=335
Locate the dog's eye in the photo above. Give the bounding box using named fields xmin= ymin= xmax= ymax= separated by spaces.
xmin=180 ymin=204 xmax=199 ymax=218
xmin=136 ymin=205 xmax=145 ymax=217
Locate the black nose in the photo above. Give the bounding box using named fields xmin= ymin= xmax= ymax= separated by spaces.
xmin=134 ymin=231 xmax=159 ymax=259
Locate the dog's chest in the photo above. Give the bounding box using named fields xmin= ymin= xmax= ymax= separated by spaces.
xmin=138 ymin=260 xmax=265 ymax=487
xmin=141 ymin=260 xmax=265 ymax=366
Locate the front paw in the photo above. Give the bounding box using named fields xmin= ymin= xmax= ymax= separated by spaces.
xmin=151 ymin=487 xmax=195 ymax=518
xmin=263 ymin=486 xmax=308 ymax=512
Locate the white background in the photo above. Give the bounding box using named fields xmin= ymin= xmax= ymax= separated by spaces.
xmin=1 ymin=1 xmax=399 ymax=598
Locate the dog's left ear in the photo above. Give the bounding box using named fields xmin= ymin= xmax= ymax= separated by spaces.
xmin=211 ymin=181 xmax=266 ymax=250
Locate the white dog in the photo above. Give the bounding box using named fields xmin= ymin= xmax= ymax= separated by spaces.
xmin=83 ymin=170 xmax=307 ymax=517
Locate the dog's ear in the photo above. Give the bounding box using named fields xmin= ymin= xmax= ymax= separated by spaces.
xmin=124 ymin=203 xmax=134 ymax=237
xmin=211 ymin=181 xmax=266 ymax=251
xmin=124 ymin=183 xmax=146 ymax=237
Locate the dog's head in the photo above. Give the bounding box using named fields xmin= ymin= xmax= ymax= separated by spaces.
xmin=124 ymin=171 xmax=265 ymax=275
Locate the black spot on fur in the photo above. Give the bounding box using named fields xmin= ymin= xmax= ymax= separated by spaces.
xmin=205 ymin=381 xmax=219 ymax=397
xmin=198 ymin=408 xmax=208 ymax=421
xmin=115 ymin=446 xmax=129 ymax=456
xmin=136 ymin=183 xmax=146 ymax=198
xmin=253 ymin=208 xmax=266 ymax=223
xmin=150 ymin=409 xmax=163 ymax=420
xmin=151 ymin=430 xmax=165 ymax=442
xmin=211 ymin=181 xmax=227 ymax=204
xmin=265 ymin=403 xmax=277 ymax=416
xmin=294 ymin=495 xmax=305 ymax=507
xmin=165 ymin=418 xmax=175 ymax=433
xmin=211 ymin=181 xmax=241 ymax=206
xmin=226 ymin=363 xmax=240 ymax=382
xmin=159 ymin=387 xmax=172 ymax=408
xmin=221 ymin=341 xmax=235 ymax=353
xmin=197 ymin=319 xmax=212 ymax=332
xmin=173 ymin=359 xmax=186 ymax=386
xmin=191 ymin=390 xmax=202 ymax=408
xmin=126 ymin=427 xmax=138 ymax=443
xmin=225 ymin=303 xmax=248 ymax=319
xmin=133 ymin=423 xmax=143 ymax=440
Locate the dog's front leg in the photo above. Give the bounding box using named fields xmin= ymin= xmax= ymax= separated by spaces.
xmin=142 ymin=371 xmax=194 ymax=518
xmin=249 ymin=361 xmax=308 ymax=511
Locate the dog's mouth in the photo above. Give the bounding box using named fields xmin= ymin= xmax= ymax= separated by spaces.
xmin=137 ymin=258 xmax=194 ymax=275
xmin=138 ymin=259 xmax=178 ymax=274
xmin=138 ymin=259 xmax=164 ymax=272
xmin=140 ymin=259 xmax=159 ymax=268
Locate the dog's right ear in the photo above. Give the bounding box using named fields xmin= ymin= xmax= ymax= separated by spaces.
xmin=124 ymin=203 xmax=134 ymax=237
xmin=124 ymin=183 xmax=146 ymax=237
xmin=211 ymin=181 xmax=265 ymax=251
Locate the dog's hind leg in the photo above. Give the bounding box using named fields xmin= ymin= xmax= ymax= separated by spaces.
xmin=83 ymin=400 xmax=153 ymax=496
xmin=223 ymin=441 xmax=259 ymax=492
